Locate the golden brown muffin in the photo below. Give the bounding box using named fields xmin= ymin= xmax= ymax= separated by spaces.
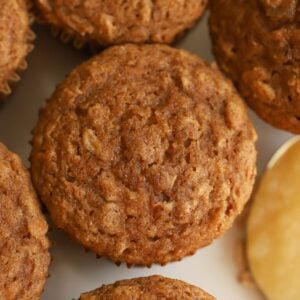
xmin=79 ymin=275 xmax=215 ymax=300
xmin=0 ymin=0 xmax=34 ymax=97
xmin=35 ymin=0 xmax=207 ymax=48
xmin=209 ymin=0 xmax=300 ymax=133
xmin=30 ymin=44 xmax=257 ymax=266
xmin=0 ymin=143 xmax=50 ymax=300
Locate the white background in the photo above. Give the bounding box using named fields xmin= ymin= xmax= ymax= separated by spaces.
xmin=0 ymin=13 xmax=293 ymax=300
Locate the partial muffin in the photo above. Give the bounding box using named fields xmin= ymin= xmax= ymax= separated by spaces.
xmin=79 ymin=275 xmax=215 ymax=300
xmin=0 ymin=143 xmax=50 ymax=300
xmin=30 ymin=44 xmax=256 ymax=266
xmin=0 ymin=0 xmax=34 ymax=97
xmin=35 ymin=0 xmax=207 ymax=48
xmin=209 ymin=0 xmax=300 ymax=133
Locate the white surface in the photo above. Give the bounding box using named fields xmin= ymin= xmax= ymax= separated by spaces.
xmin=0 ymin=14 xmax=293 ymax=300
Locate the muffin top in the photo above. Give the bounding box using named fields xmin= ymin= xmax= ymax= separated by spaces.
xmin=35 ymin=0 xmax=207 ymax=46
xmin=209 ymin=0 xmax=300 ymax=133
xmin=31 ymin=44 xmax=256 ymax=266
xmin=0 ymin=143 xmax=50 ymax=300
xmin=79 ymin=275 xmax=215 ymax=300
xmin=0 ymin=0 xmax=33 ymax=96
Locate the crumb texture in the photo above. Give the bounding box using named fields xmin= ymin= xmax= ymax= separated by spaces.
xmin=210 ymin=0 xmax=300 ymax=133
xmin=31 ymin=44 xmax=256 ymax=265
xmin=79 ymin=275 xmax=215 ymax=300
xmin=0 ymin=143 xmax=50 ymax=300
xmin=0 ymin=0 xmax=32 ymax=95
xmin=36 ymin=0 xmax=207 ymax=45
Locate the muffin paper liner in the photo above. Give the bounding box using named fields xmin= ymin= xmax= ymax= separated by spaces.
xmin=33 ymin=4 xmax=92 ymax=52
xmin=50 ymin=24 xmax=99 ymax=52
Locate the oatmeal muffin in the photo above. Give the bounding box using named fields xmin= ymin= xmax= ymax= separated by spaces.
xmin=79 ymin=275 xmax=215 ymax=300
xmin=209 ymin=0 xmax=300 ymax=133
xmin=0 ymin=0 xmax=34 ymax=97
xmin=35 ymin=0 xmax=207 ymax=48
xmin=0 ymin=143 xmax=50 ymax=300
xmin=31 ymin=44 xmax=256 ymax=266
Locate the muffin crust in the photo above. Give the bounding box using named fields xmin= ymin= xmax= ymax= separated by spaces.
xmin=0 ymin=143 xmax=50 ymax=300
xmin=210 ymin=0 xmax=300 ymax=133
xmin=31 ymin=44 xmax=257 ymax=266
xmin=35 ymin=0 xmax=207 ymax=47
xmin=79 ymin=275 xmax=215 ymax=300
xmin=0 ymin=0 xmax=34 ymax=97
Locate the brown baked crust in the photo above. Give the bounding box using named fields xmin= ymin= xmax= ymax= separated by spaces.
xmin=209 ymin=0 xmax=300 ymax=133
xmin=30 ymin=44 xmax=257 ymax=266
xmin=35 ymin=0 xmax=207 ymax=47
xmin=0 ymin=0 xmax=34 ymax=97
xmin=0 ymin=143 xmax=50 ymax=300
xmin=79 ymin=275 xmax=215 ymax=300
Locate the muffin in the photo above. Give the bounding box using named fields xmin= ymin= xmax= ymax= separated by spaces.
xmin=209 ymin=0 xmax=300 ymax=133
xmin=79 ymin=275 xmax=215 ymax=300
xmin=35 ymin=0 xmax=207 ymax=48
xmin=0 ymin=143 xmax=50 ymax=300
xmin=30 ymin=44 xmax=257 ymax=266
xmin=0 ymin=0 xmax=34 ymax=97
